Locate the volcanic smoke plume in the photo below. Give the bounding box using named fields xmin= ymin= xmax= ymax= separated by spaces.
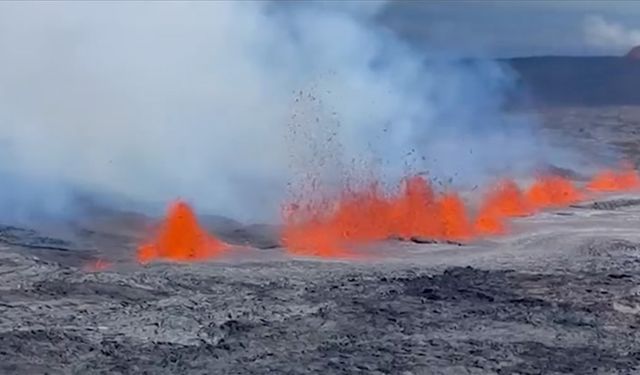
xmin=0 ymin=1 xmax=580 ymax=224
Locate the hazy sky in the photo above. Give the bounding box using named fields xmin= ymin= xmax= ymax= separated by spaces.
xmin=380 ymin=1 xmax=640 ymax=57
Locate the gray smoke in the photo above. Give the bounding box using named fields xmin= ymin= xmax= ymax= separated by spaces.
xmin=0 ymin=1 xmax=569 ymax=223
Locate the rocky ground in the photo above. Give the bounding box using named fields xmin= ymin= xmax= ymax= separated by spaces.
xmin=2 ymin=107 xmax=640 ymax=374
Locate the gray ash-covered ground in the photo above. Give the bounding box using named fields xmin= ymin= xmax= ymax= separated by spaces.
xmin=2 ymin=186 xmax=640 ymax=374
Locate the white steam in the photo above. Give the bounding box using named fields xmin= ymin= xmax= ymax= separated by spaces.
xmin=583 ymin=15 xmax=640 ymax=52
xmin=0 ymin=1 xmax=565 ymax=222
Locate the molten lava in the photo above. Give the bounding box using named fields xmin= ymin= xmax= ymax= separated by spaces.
xmin=280 ymin=167 xmax=622 ymax=257
xmin=474 ymin=179 xmax=531 ymax=235
xmin=332 ymin=184 xmax=393 ymax=242
xmin=439 ymin=192 xmax=472 ymax=240
xmin=280 ymin=166 xmax=640 ymax=257
xmin=281 ymin=184 xmax=392 ymax=257
xmin=526 ymin=175 xmax=582 ymax=209
xmin=587 ymin=167 xmax=640 ymax=192
xmin=282 ymin=175 xmax=475 ymax=256
xmin=137 ymin=200 xmax=227 ymax=263
xmin=388 ymin=176 xmax=444 ymax=240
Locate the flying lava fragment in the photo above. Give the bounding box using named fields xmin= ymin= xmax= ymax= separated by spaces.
xmin=137 ymin=200 xmax=227 ymax=263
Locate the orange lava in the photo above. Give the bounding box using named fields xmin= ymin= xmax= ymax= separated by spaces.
xmin=281 ymin=184 xmax=391 ymax=257
xmin=282 ymin=175 xmax=474 ymax=256
xmin=281 ymin=170 xmax=610 ymax=257
xmin=138 ymin=166 xmax=640 ymax=260
xmin=587 ymin=167 xmax=640 ymax=192
xmin=525 ymin=175 xmax=583 ymax=209
xmin=281 ymin=197 xmax=336 ymax=257
xmin=439 ymin=192 xmax=473 ymax=240
xmin=137 ymin=200 xmax=227 ymax=263
xmin=388 ymin=176 xmax=443 ymax=239
xmin=280 ymin=221 xmax=338 ymax=257
xmin=474 ymin=211 xmax=506 ymax=236
xmin=332 ymin=184 xmax=393 ymax=243
xmin=474 ymin=179 xmax=532 ymax=235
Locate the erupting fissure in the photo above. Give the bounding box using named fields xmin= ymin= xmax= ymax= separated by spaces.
xmin=281 ymin=166 xmax=640 ymax=257
xmin=133 ymin=166 xmax=640 ymax=263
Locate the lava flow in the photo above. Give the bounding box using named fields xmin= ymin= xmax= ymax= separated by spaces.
xmin=137 ymin=200 xmax=227 ymax=263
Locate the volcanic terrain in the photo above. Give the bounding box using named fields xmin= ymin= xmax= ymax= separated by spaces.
xmin=2 ymin=190 xmax=640 ymax=374
xmin=1 ymin=106 xmax=640 ymax=374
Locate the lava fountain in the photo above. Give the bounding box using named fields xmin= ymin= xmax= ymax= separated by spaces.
xmin=587 ymin=166 xmax=640 ymax=192
xmin=281 ymin=175 xmax=475 ymax=256
xmin=137 ymin=200 xmax=228 ymax=263
xmin=525 ymin=175 xmax=583 ymax=209
xmin=474 ymin=179 xmax=532 ymax=235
